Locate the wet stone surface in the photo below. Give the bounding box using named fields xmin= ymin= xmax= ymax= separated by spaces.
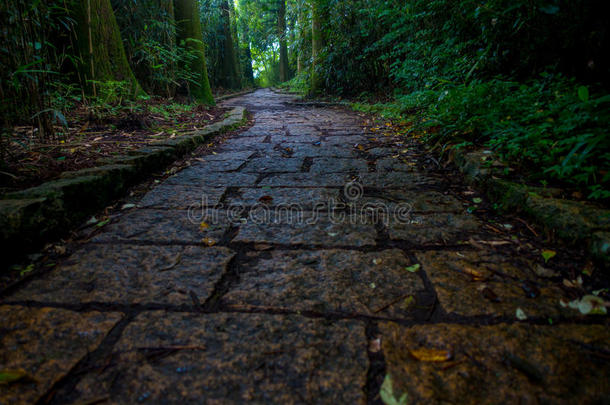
xmin=0 ymin=306 xmax=121 ymax=404
xmin=91 ymin=209 xmax=233 ymax=244
xmin=164 ymin=168 xmax=258 ymax=187
xmin=388 ymin=212 xmax=483 ymax=245
xmin=232 ymin=213 xmax=377 ymax=247
xmin=138 ymin=184 xmax=225 ymax=209
xmin=66 ymin=312 xmax=368 ymax=405
xmin=258 ymin=172 xmax=352 ymax=187
xmin=226 ymin=187 xmax=340 ymax=209
xmin=2 ymin=89 xmax=607 ymax=404
xmin=416 ymin=250 xmax=569 ymax=318
xmin=359 ymin=190 xmax=465 ymax=213
xmin=241 ymin=157 xmax=304 ymax=173
xmin=7 ymin=245 xmax=235 ymax=305
xmin=381 ymin=322 xmax=610 ymax=404
xmin=223 ymin=249 xmax=425 ymax=318
xmin=310 ymin=158 xmax=368 ymax=174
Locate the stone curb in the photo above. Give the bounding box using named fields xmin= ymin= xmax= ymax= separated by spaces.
xmin=448 ymin=148 xmax=610 ymax=267
xmin=0 ymin=107 xmax=248 ymax=265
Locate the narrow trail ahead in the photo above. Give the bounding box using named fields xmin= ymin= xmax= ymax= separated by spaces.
xmin=1 ymin=89 xmax=608 ymax=404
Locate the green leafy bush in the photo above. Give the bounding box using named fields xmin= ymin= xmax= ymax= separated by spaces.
xmin=425 ymin=76 xmax=610 ymax=199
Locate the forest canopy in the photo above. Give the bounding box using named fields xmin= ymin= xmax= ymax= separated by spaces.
xmin=1 ymin=0 xmax=609 ymax=199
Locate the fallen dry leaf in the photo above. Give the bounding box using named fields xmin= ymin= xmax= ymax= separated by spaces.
xmin=463 ymin=266 xmax=485 ymax=281
xmin=409 ymin=348 xmax=452 ymax=362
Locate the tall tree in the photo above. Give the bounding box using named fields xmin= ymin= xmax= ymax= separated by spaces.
xmin=238 ymin=14 xmax=255 ymax=86
xmin=73 ymin=0 xmax=143 ymax=96
xmin=310 ymin=0 xmax=324 ymax=94
xmin=220 ymin=0 xmax=240 ymax=89
xmin=229 ymin=0 xmax=243 ymax=87
xmin=174 ymin=0 xmax=214 ymax=104
xmin=277 ymin=0 xmax=289 ymax=82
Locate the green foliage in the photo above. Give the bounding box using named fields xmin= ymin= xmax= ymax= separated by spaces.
xmin=112 ymin=0 xmax=181 ymax=96
xmin=425 ymin=76 xmax=610 ymax=198
xmin=282 ymin=72 xmax=310 ymax=95
xmin=0 ymin=0 xmax=78 ymax=141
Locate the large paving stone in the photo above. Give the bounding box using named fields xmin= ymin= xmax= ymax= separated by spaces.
xmin=224 ymin=249 xmax=425 ymax=318
xmin=381 ymin=322 xmax=610 ymax=404
xmin=241 ymin=158 xmax=304 ymax=173
xmin=139 ymin=185 xmax=225 ymax=209
xmin=67 ymin=312 xmax=368 ymax=404
xmin=286 ymin=126 xmax=320 ymax=136
xmin=216 ymin=142 xmax=276 ymax=154
xmin=164 ymin=169 xmax=258 ymax=187
xmin=191 ymin=159 xmax=248 ymax=172
xmin=377 ymin=157 xmax=413 ymax=172
xmin=310 ymin=158 xmax=368 ymax=174
xmin=358 ymin=190 xmax=464 ymax=213
xmin=232 ymin=213 xmax=377 ymax=247
xmin=226 ymin=187 xmax=339 ymax=209
xmin=0 ymin=306 xmax=121 ymax=405
xmin=388 ymin=213 xmax=483 ymax=244
xmin=366 ymin=147 xmax=394 ymax=157
xmin=259 ymin=173 xmax=352 ymax=187
xmin=360 ymin=172 xmax=441 ymax=188
xmin=193 ymin=151 xmax=254 ymax=162
xmin=5 ymin=245 xmax=234 ymax=305
xmin=92 ymin=209 xmax=233 ymax=244
xmin=416 ymin=250 xmax=569 ymax=318
xmin=292 ymin=146 xmax=354 ymax=158
xmin=271 ymin=135 xmax=319 ymax=144
xmin=221 ymin=136 xmax=269 ymax=148
xmin=324 ymin=136 xmax=367 ymax=146
xmin=239 ymin=129 xmax=284 ymax=137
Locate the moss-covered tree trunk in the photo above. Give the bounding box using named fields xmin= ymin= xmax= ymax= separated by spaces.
xmin=174 ymin=0 xmax=214 ymax=104
xmin=220 ymin=0 xmax=240 ymax=89
xmin=277 ymin=0 xmax=289 ymax=82
xmin=73 ymin=0 xmax=143 ymax=96
xmin=310 ymin=0 xmax=325 ymax=94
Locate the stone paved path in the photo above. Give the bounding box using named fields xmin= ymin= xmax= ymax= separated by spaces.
xmin=1 ymin=89 xmax=609 ymax=404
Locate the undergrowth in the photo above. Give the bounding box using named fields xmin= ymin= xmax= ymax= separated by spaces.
xmin=352 ymin=75 xmax=610 ymax=201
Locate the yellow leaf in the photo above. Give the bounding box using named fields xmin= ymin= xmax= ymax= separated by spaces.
xmin=202 ymin=237 xmax=216 ymax=247
xmin=409 ymin=348 xmax=452 ymax=362
xmin=199 ymin=221 xmax=209 ymax=231
xmin=463 ymin=266 xmax=485 ymax=281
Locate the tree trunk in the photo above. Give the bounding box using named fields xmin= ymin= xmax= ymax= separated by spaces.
xmin=73 ymin=0 xmax=143 ymax=96
xmin=241 ymin=25 xmax=255 ymax=86
xmin=220 ymin=0 xmax=240 ymax=89
xmin=278 ymin=0 xmax=289 ymax=82
xmin=229 ymin=0 xmax=243 ymax=87
xmin=174 ymin=0 xmax=215 ymax=104
xmin=296 ymin=0 xmax=306 ymax=74
xmin=310 ymin=0 xmax=324 ymax=94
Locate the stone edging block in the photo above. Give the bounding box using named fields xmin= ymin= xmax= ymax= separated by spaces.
xmin=448 ymin=148 xmax=610 ymax=267
xmin=0 ymin=107 xmax=247 ymax=265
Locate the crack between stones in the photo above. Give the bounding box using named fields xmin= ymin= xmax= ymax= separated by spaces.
xmin=37 ymin=313 xmax=136 ymax=405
